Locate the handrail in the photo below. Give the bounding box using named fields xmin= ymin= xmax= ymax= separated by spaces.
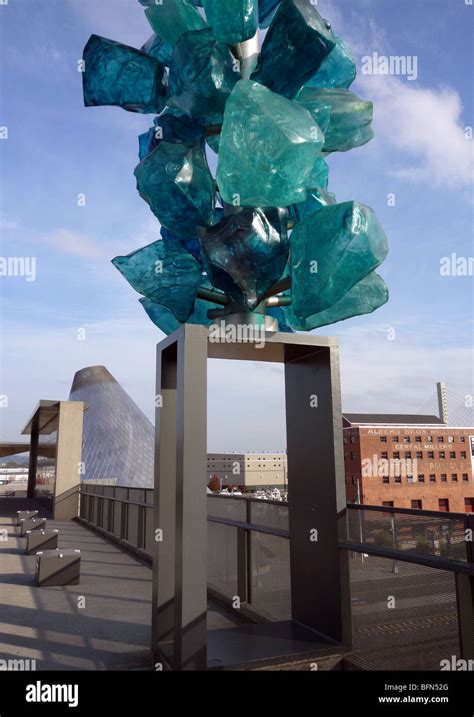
xmin=346 ymin=503 xmax=467 ymax=520
xmin=340 ymin=540 xmax=474 ymax=575
xmin=208 ymin=514 xmax=289 ymax=539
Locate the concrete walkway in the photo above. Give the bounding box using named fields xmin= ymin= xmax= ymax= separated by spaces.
xmin=0 ymin=500 xmax=240 ymax=671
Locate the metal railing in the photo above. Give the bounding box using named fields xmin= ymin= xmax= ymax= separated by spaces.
xmin=78 ymin=485 xmax=474 ymax=669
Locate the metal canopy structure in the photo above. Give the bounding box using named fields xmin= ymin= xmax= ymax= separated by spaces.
xmin=21 ymin=400 xmax=61 ymax=436
xmin=152 ymin=324 xmax=351 ymax=670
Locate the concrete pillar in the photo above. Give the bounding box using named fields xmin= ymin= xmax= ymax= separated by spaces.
xmin=27 ymin=413 xmax=39 ymax=499
xmin=53 ymin=401 xmax=84 ymax=521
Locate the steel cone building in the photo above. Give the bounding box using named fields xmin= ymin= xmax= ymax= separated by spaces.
xmin=69 ymin=366 xmax=154 ymax=488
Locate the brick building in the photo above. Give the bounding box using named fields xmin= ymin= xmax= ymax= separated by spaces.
xmin=343 ymin=414 xmax=474 ymax=513
xmin=207 ymin=452 xmax=287 ymax=489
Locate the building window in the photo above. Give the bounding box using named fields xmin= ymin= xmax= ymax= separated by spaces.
xmin=459 ymin=436 xmax=465 ymax=443
xmin=344 ymin=453 xmax=347 ymax=461
xmin=393 ymin=451 xmax=400 ymax=459
xmin=448 ymin=436 xmax=454 ymax=443
xmin=381 ymin=451 xmax=388 ymax=459
xmin=416 ymin=451 xmax=423 ymax=459
xmin=428 ymin=451 xmax=434 ymax=459
xmin=380 ymin=436 xmax=387 ymax=443
xmin=439 ymin=451 xmax=445 ymax=459
xmin=415 ymin=436 xmax=422 ymax=443
xmin=395 ymin=476 xmax=402 ymax=484
xmin=383 ymin=476 xmax=390 ymax=484
xmin=427 ymin=436 xmax=433 ymax=443
xmin=452 ymin=474 xmax=458 ymax=482
xmin=350 ymin=436 xmax=356 ymax=443
xmin=418 ymin=474 xmax=425 ymax=483
xmin=382 ymin=501 xmax=394 ymax=507
xmin=350 ymin=451 xmax=356 ymax=460
xmin=405 ymin=451 xmax=412 ymax=459
xmin=461 ymin=451 xmax=467 ymax=459
xmin=438 ymin=436 xmax=444 ymax=443
xmin=429 ymin=474 xmax=436 ymax=483
xmin=441 ymin=474 xmax=447 ymax=482
xmin=352 ymin=476 xmax=358 ymax=484
xmin=462 ymin=474 xmax=469 ymax=482
xmin=465 ymin=498 xmax=474 ymax=513
xmin=392 ymin=436 xmax=399 ymax=443
xmin=411 ymin=500 xmax=422 ymax=510
xmin=439 ymin=499 xmax=449 ymax=512
xmin=343 ymin=437 xmax=348 ymax=444
xmin=403 ymin=436 xmax=410 ymax=443
xmin=450 ymin=451 xmax=456 ymax=459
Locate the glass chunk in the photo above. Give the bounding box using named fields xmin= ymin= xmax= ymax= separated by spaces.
xmin=298 ymin=88 xmax=374 ymax=153
xmin=266 ymin=306 xmax=293 ymax=332
xmin=251 ymin=0 xmax=336 ymax=98
xmin=168 ymin=28 xmax=239 ymax=125
xmin=289 ymin=186 xmax=336 ymax=223
xmin=217 ymin=80 xmax=324 ymax=207
xmin=198 ymin=207 xmax=289 ymax=310
xmin=286 ymin=272 xmax=388 ymax=330
xmin=290 ymin=201 xmax=389 ymax=318
xmin=112 ymin=239 xmax=202 ymax=322
xmin=161 ymin=225 xmax=203 ymax=264
xmin=258 ymin=0 xmax=280 ymax=28
xmin=82 ymin=34 xmax=166 ymax=113
xmin=306 ymin=156 xmax=329 ymax=190
xmin=138 ymin=110 xmax=205 ymax=161
xmin=202 ymin=1 xmax=258 ymax=44
xmin=305 ymin=33 xmax=356 ymax=90
xmin=141 ymin=34 xmax=173 ymax=66
xmin=134 ymin=141 xmax=216 ymax=239
xmin=145 ymin=0 xmax=207 ymax=48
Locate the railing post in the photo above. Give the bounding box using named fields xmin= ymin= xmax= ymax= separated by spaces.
xmin=237 ymin=499 xmax=250 ymax=606
xmin=455 ymin=515 xmax=474 ymax=660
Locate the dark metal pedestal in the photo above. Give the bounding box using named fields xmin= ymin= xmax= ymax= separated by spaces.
xmin=151 ymin=325 xmax=351 ymax=670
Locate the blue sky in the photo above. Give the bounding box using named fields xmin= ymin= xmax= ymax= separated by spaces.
xmin=0 ymin=0 xmax=473 ymax=449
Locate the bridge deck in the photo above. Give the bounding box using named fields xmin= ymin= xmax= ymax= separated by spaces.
xmin=0 ymin=499 xmax=241 ymax=671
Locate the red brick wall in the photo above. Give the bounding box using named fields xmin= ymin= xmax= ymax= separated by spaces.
xmin=344 ymin=426 xmax=474 ymax=513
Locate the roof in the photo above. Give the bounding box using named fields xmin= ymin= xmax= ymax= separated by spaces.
xmin=343 ymin=413 xmax=445 ymax=426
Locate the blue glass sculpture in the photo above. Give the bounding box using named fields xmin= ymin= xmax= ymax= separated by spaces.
xmin=83 ymin=0 xmax=389 ymax=335
xmin=134 ymin=141 xmax=216 ymax=239
xmin=202 ymin=1 xmax=258 ymax=45
xmin=198 ymin=207 xmax=288 ymax=310
xmin=112 ymin=239 xmax=202 ymax=322
xmin=216 ymin=80 xmax=324 ymax=207
xmin=167 ymin=28 xmax=239 ymax=124
xmin=83 ymin=35 xmax=166 ymax=113
xmin=304 ymin=33 xmax=356 ymax=90
xmin=252 ymin=0 xmax=336 ymax=99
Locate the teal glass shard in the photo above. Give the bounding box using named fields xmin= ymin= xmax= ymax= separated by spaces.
xmin=258 ymin=0 xmax=280 ymax=28
xmin=305 ymin=33 xmax=356 ymax=90
xmin=112 ymin=239 xmax=202 ymax=322
xmin=251 ymin=0 xmax=336 ymax=98
xmin=168 ymin=28 xmax=239 ymax=125
xmin=198 ymin=207 xmax=289 ymax=310
xmin=286 ymin=273 xmax=388 ymax=330
xmin=145 ymin=0 xmax=207 ymax=48
xmin=290 ymin=201 xmax=389 ymax=319
xmin=289 ymin=186 xmax=336 ymax=223
xmin=217 ymin=80 xmax=324 ymax=207
xmin=134 ymin=141 xmax=216 ymax=239
xmin=160 ymin=226 xmax=203 ymax=264
xmin=298 ymin=88 xmax=374 ymax=153
xmin=140 ymin=296 xmax=220 ymax=334
xmin=138 ymin=111 xmax=205 ymax=161
xmin=141 ymin=34 xmax=173 ymax=66
xmin=82 ymin=35 xmax=166 ymax=113
xmin=206 ymin=133 xmax=220 ymax=154
xmin=202 ymin=1 xmax=258 ymax=44
xmin=307 ymin=156 xmax=329 ymax=191
xmin=266 ymin=306 xmax=293 ymax=332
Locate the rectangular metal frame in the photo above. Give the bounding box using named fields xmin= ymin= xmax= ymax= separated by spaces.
xmin=151 ymin=324 xmax=351 ymax=670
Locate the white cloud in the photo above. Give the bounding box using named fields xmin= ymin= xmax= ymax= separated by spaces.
xmin=357 ymin=74 xmax=473 ymax=188
xmin=44 ymin=229 xmax=106 ymax=258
